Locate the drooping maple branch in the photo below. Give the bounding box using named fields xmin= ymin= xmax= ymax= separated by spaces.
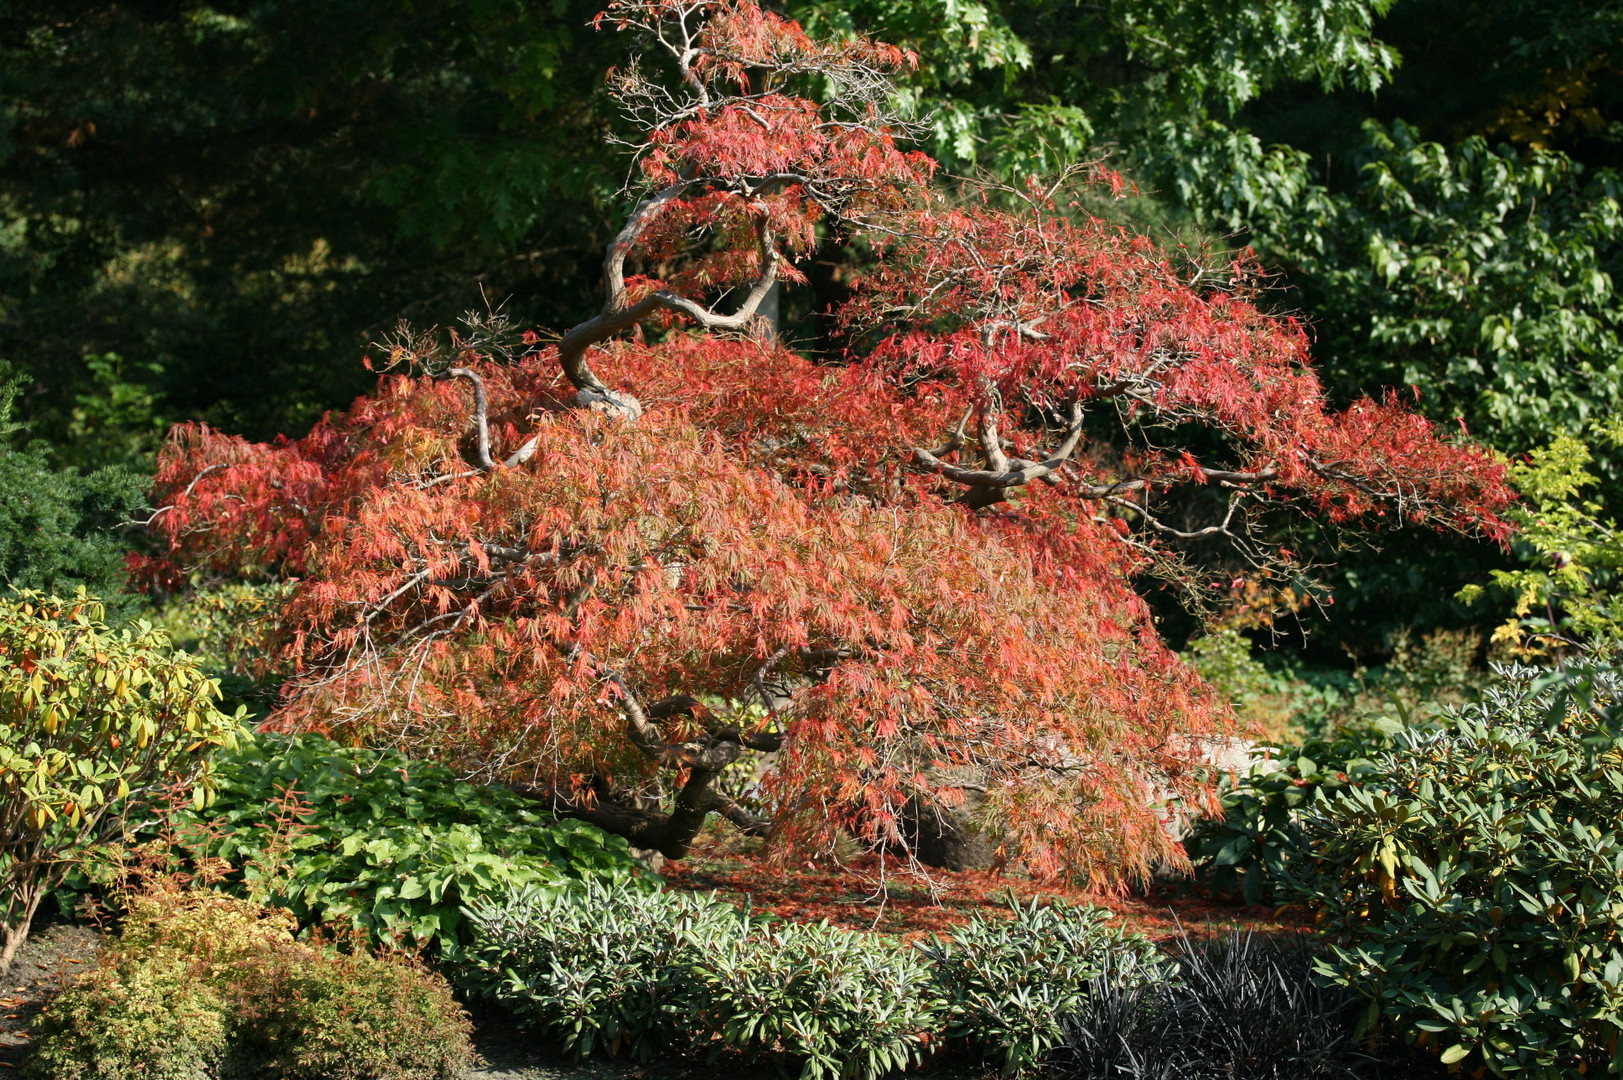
xmin=442 ymin=368 xmax=544 ymax=471
xmin=549 ymin=0 xmax=924 ymax=420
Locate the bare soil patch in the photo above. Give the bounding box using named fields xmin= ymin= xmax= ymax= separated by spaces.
xmin=0 ymin=918 xmax=102 ymax=1068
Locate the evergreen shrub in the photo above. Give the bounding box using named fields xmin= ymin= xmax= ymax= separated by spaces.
xmin=918 ymin=898 xmax=1171 ymax=1074
xmin=1299 ymin=663 xmax=1623 ymax=1078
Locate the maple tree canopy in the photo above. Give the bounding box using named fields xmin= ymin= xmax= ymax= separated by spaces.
xmin=142 ymin=0 xmax=1514 ymax=886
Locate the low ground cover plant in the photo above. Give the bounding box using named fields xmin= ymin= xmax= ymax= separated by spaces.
xmin=464 ymin=882 xmax=1174 ymax=1078
xmin=918 ymin=898 xmax=1171 ymax=1074
xmin=148 ymin=733 xmax=649 ymax=956
xmin=695 ymin=916 xmax=942 ymax=1079
xmin=465 ymin=880 xmax=943 ymax=1077
xmin=23 ymin=889 xmax=473 ymax=1080
xmin=463 ymin=880 xmax=747 ymax=1061
xmin=1298 ymin=662 xmax=1623 ymax=1078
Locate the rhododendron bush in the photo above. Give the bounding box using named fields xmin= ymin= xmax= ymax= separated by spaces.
xmin=141 ymin=0 xmax=1513 ymax=885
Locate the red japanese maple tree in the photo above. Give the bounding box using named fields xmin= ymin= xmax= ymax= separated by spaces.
xmin=143 ymin=0 xmax=1513 ymax=885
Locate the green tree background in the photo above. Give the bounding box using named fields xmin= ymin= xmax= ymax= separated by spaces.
xmin=2 ymin=0 xmax=1617 ymax=658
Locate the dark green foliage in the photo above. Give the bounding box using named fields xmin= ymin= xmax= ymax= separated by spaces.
xmin=0 ymin=365 xmax=143 ymax=616
xmin=797 ymin=0 xmax=1398 ymax=177
xmin=164 ymin=734 xmax=648 ymax=956
xmin=1240 ymin=0 xmax=1623 ymax=171
xmin=1246 ymin=122 xmax=1623 ymax=453
xmin=1185 ymin=726 xmax=1392 ymax=906
xmin=1297 ymin=662 xmax=1623 ymax=1078
xmin=0 ymin=0 xmax=1404 ymax=470
xmin=1056 ymin=933 xmax=1439 ymax=1080
xmin=0 ymin=0 xmax=625 ymax=464
xmin=918 ymin=898 xmax=1171 ymax=1075
xmin=24 ymin=890 xmax=473 ymax=1080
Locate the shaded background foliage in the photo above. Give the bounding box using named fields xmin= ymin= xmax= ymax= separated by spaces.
xmin=0 ymin=362 xmax=143 ymax=618
xmin=1 ymin=0 xmax=1619 ymax=659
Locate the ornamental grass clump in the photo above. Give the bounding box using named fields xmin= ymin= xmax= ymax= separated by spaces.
xmin=1056 ymin=932 xmax=1416 ymax=1080
xmin=1297 ymin=662 xmax=1623 ymax=1079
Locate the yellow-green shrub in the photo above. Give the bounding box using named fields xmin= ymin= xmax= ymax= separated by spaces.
xmin=0 ymin=593 xmax=245 ymax=971
xmin=24 ymin=891 xmax=474 ymax=1080
xmin=23 ymin=953 xmax=230 ymax=1080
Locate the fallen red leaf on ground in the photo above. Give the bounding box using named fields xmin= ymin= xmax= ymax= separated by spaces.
xmin=662 ymin=837 xmax=1313 ymax=943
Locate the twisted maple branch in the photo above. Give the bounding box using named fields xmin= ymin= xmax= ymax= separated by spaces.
xmin=913 ymin=400 xmax=1085 ymax=506
xmin=557 ymin=197 xmax=780 ymax=420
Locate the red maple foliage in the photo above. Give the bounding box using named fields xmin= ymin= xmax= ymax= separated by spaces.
xmin=141 ymin=0 xmax=1514 ymax=888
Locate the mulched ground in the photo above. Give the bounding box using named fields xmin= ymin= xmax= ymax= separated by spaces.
xmin=0 ymin=918 xmax=101 ymax=1070
xmin=660 ymin=836 xmax=1310 ymax=943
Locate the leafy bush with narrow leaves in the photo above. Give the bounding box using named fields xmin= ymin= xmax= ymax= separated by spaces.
xmin=1296 ymin=662 xmax=1623 ymax=1079
xmin=463 ymin=880 xmax=742 ymax=1061
xmin=25 ymin=890 xmax=473 ymax=1080
xmin=464 ymin=880 xmax=941 ymax=1079
xmin=916 ymin=898 xmax=1171 ymax=1075
xmin=688 ymin=917 xmax=942 ymax=1078
xmin=163 ymin=733 xmax=648 ymax=955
